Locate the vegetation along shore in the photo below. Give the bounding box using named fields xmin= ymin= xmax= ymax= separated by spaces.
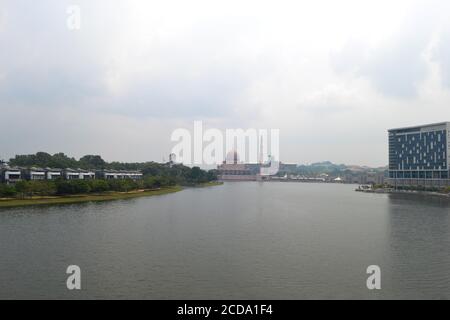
xmin=356 ymin=184 xmax=450 ymax=199
xmin=0 ymin=152 xmax=221 ymax=208
xmin=0 ymin=187 xmax=183 ymax=208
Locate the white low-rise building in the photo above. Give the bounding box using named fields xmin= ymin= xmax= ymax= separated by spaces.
xmin=46 ymin=168 xmax=62 ymax=180
xmin=64 ymin=168 xmax=81 ymax=180
xmin=1 ymin=167 xmax=22 ymax=184
xmin=24 ymin=167 xmax=46 ymax=181
xmin=79 ymin=169 xmax=95 ymax=180
xmin=97 ymin=170 xmax=143 ymax=180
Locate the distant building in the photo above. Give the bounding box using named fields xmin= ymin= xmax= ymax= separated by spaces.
xmin=217 ymin=151 xmax=299 ymax=181
xmin=64 ymin=168 xmax=82 ymax=180
xmin=217 ymin=163 xmax=259 ymax=181
xmin=388 ymin=122 xmax=450 ymax=187
xmin=0 ymin=165 xmax=143 ymax=183
xmin=117 ymin=171 xmax=143 ymax=180
xmin=96 ymin=170 xmax=143 ymax=180
xmin=79 ymin=169 xmax=95 ymax=180
xmin=23 ymin=167 xmax=46 ymax=181
xmin=45 ymin=168 xmax=62 ymax=180
xmin=1 ymin=167 xmax=22 ymax=184
xmin=217 ymin=151 xmax=260 ymax=181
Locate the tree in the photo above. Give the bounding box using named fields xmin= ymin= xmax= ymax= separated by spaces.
xmin=49 ymin=153 xmax=78 ymax=169
xmin=0 ymin=184 xmax=16 ymax=198
xmin=15 ymin=181 xmax=33 ymax=198
xmin=188 ymin=167 xmax=208 ymax=184
xmin=79 ymin=155 xmax=106 ymax=169
xmin=144 ymin=177 xmax=159 ymax=189
xmin=26 ymin=181 xmax=56 ymax=196
xmin=207 ymin=170 xmax=218 ymax=181
xmin=89 ymin=180 xmax=110 ymax=193
xmin=35 ymin=152 xmax=53 ymax=166
xmin=55 ymin=180 xmax=91 ymax=195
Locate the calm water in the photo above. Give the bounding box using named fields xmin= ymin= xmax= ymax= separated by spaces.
xmin=0 ymin=182 xmax=449 ymax=299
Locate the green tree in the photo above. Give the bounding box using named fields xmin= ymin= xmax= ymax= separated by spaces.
xmin=0 ymin=184 xmax=17 ymax=198
xmin=26 ymin=181 xmax=56 ymax=196
xmin=15 ymin=181 xmax=32 ymax=198
xmin=89 ymin=180 xmax=110 ymax=193
xmin=55 ymin=180 xmax=91 ymax=195
xmin=79 ymin=155 xmax=106 ymax=169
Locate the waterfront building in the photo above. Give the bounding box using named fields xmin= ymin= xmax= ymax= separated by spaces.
xmin=45 ymin=168 xmax=62 ymax=180
xmin=116 ymin=171 xmax=143 ymax=180
xmin=217 ymin=151 xmax=305 ymax=181
xmin=1 ymin=167 xmax=22 ymax=184
xmin=217 ymin=151 xmax=261 ymax=181
xmin=388 ymin=122 xmax=450 ymax=187
xmin=96 ymin=170 xmax=143 ymax=181
xmin=78 ymin=169 xmax=96 ymax=180
xmin=64 ymin=168 xmax=81 ymax=180
xmin=97 ymin=170 xmax=117 ymax=180
xmin=217 ymin=163 xmax=259 ymax=181
xmin=23 ymin=167 xmax=46 ymax=181
xmin=61 ymin=168 xmax=95 ymax=180
xmin=0 ymin=165 xmax=143 ymax=183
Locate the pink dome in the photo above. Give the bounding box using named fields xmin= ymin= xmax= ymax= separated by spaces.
xmin=225 ymin=150 xmax=239 ymax=164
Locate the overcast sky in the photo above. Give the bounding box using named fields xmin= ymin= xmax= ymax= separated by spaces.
xmin=1 ymin=0 xmax=450 ymax=167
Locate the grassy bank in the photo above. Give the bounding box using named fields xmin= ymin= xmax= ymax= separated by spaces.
xmin=356 ymin=187 xmax=450 ymax=199
xmin=0 ymin=186 xmax=183 ymax=208
xmin=194 ymin=181 xmax=224 ymax=188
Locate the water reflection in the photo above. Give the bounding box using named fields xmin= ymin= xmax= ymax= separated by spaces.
xmin=0 ymin=183 xmax=449 ymax=299
xmin=387 ymin=194 xmax=450 ymax=299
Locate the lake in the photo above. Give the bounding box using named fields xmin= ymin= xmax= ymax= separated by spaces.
xmin=0 ymin=182 xmax=449 ymax=299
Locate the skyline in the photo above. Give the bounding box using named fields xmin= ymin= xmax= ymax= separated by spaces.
xmin=2 ymin=150 xmax=389 ymax=169
xmin=1 ymin=0 xmax=450 ymax=166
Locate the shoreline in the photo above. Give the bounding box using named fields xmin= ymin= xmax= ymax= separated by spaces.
xmin=0 ymin=181 xmax=223 ymax=209
xmin=193 ymin=181 xmax=224 ymax=188
xmin=0 ymin=187 xmax=183 ymax=208
xmin=356 ymin=188 xmax=450 ymax=199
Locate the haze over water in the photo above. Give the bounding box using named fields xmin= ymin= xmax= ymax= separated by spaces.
xmin=0 ymin=182 xmax=449 ymax=299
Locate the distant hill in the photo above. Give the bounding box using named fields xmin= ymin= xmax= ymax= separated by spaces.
xmin=285 ymin=161 xmax=387 ymax=176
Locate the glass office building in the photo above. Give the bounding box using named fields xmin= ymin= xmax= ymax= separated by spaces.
xmin=388 ymin=122 xmax=450 ymax=187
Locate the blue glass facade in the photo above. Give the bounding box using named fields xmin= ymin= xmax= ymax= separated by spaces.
xmin=388 ymin=122 xmax=450 ymax=185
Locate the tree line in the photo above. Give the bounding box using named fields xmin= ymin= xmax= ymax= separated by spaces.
xmin=1 ymin=152 xmax=218 ymax=198
xmin=8 ymin=152 xmax=216 ymax=178
xmin=0 ymin=177 xmax=177 ymax=198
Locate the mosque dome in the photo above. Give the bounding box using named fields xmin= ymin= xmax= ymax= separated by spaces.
xmin=225 ymin=150 xmax=239 ymax=164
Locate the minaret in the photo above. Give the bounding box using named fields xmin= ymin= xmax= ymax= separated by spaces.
xmin=169 ymin=153 xmax=176 ymax=167
xmin=259 ymin=135 xmax=264 ymax=164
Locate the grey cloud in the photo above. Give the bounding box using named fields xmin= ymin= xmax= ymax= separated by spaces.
xmin=0 ymin=0 xmax=110 ymax=108
xmin=330 ymin=2 xmax=439 ymax=99
xmin=331 ymin=36 xmax=430 ymax=99
xmin=2 ymin=0 xmax=449 ymax=167
xmin=0 ymin=0 xmax=256 ymax=119
xmin=361 ymin=34 xmax=428 ymax=98
xmin=330 ymin=40 xmax=368 ymax=75
xmin=433 ymin=31 xmax=450 ymax=88
xmin=108 ymin=73 xmax=245 ymax=119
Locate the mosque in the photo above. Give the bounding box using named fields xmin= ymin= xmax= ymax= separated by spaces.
xmin=217 ymin=149 xmax=298 ymax=181
xmin=216 ymin=151 xmax=262 ymax=181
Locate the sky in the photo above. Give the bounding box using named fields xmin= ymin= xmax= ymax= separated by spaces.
xmin=1 ymin=0 xmax=450 ymax=167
